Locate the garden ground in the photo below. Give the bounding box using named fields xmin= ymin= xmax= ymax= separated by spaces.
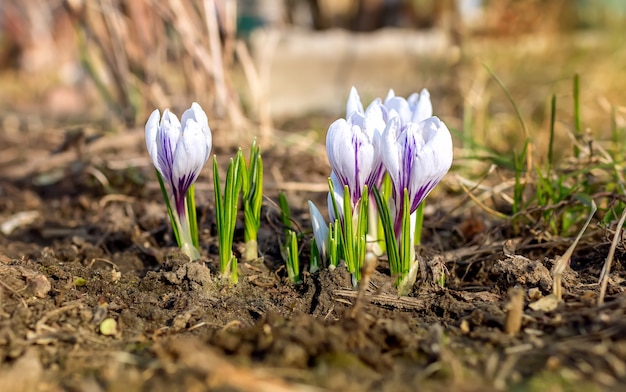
xmin=0 ymin=117 xmax=624 ymax=391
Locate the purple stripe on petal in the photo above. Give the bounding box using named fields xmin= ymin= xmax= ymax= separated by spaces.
xmin=352 ymin=133 xmax=361 ymax=201
xmin=410 ymin=180 xmax=436 ymax=213
xmin=158 ymin=130 xmax=175 ymax=183
xmin=173 ymin=171 xmax=197 ymax=217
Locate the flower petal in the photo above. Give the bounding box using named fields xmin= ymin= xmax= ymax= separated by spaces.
xmin=411 ymin=89 xmax=433 ymax=123
xmin=346 ymin=86 xmax=364 ymax=118
xmin=171 ymin=120 xmax=209 ymax=211
xmin=325 ymin=118 xmax=354 ymax=189
xmin=384 ymin=88 xmax=396 ymax=102
xmin=145 ymin=109 xmax=161 ymax=172
xmin=181 ymin=102 xmax=212 ymax=155
xmin=384 ymin=96 xmax=412 ymax=125
xmin=361 ymin=99 xmax=387 ymax=139
xmin=405 ymin=116 xmax=453 ymax=211
xmin=156 ymin=109 xmax=181 ymax=184
xmin=380 ymin=117 xmax=403 ymax=201
xmin=308 ymin=200 xmax=329 ymax=261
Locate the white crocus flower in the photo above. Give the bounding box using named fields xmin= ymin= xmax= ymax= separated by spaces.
xmin=145 ymin=102 xmax=212 ymax=260
xmin=381 ymin=116 xmax=453 ymax=240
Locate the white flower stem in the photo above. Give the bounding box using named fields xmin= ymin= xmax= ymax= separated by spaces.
xmin=172 ymin=197 xmax=201 ymax=261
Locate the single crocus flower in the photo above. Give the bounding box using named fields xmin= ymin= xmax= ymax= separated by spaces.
xmin=381 ymin=116 xmax=453 ymax=241
xmin=326 ymin=100 xmax=386 ymax=208
xmin=145 ymin=102 xmax=212 ymax=260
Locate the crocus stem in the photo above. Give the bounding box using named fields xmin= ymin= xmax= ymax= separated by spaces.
xmin=156 ymin=170 xmax=200 ymax=260
xmin=172 ymin=198 xmax=201 ymax=261
xmin=396 ymin=189 xmax=416 ymax=295
xmin=367 ymin=201 xmax=383 ymax=256
xmin=186 ymin=184 xmax=200 ymax=248
xmin=156 ymin=170 xmax=181 ymax=247
xmin=414 ymin=201 xmax=424 ymax=246
xmin=244 ymin=240 xmax=258 ymax=261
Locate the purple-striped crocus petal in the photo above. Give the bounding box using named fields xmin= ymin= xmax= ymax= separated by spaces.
xmin=145 ymin=109 xmax=161 ymax=172
xmin=308 ymin=200 xmax=329 ymax=261
xmin=325 ymin=118 xmax=354 ymax=189
xmin=155 ymin=109 xmax=182 ymax=185
xmin=348 ymin=122 xmax=376 ymax=202
xmin=409 ymin=89 xmax=432 ymax=124
xmin=181 ymin=102 xmax=212 ymax=158
xmin=380 ymin=117 xmax=404 ymax=202
xmin=382 ymin=116 xmax=452 ymax=235
xmin=326 ymin=118 xmax=381 ymax=203
xmin=346 ymin=86 xmax=364 ymax=118
xmin=405 ymin=116 xmax=452 ymax=210
xmin=172 ymin=119 xmax=210 ymax=202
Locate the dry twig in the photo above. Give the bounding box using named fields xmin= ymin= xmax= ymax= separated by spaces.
xmin=598 ymin=206 xmax=626 ymax=305
xmin=553 ymin=198 xmax=596 ymax=300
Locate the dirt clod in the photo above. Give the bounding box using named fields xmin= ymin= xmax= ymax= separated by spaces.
xmin=493 ymin=255 xmax=553 ymax=293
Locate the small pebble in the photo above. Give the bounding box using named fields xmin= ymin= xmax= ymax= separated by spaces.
xmin=100 ymin=318 xmax=118 ymax=336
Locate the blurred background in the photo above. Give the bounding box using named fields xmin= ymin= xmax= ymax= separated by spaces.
xmin=0 ymin=0 xmax=625 ymax=156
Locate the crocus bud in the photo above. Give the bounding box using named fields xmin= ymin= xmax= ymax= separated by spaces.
xmin=308 ymin=200 xmax=329 ymax=263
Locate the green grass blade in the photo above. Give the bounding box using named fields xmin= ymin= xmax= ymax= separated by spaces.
xmin=213 ymin=157 xmax=226 ymax=271
xmin=239 ymin=142 xmax=263 ymax=260
xmin=356 ymin=185 xmax=369 ymax=277
xmin=328 ymin=177 xmax=341 ymax=225
xmin=483 ymin=63 xmax=528 ymax=140
xmin=186 ymin=183 xmax=199 ymax=248
xmin=278 ymin=191 xmax=292 ymax=233
xmin=573 ymin=74 xmax=581 ymax=158
xmin=238 ymin=149 xmax=249 ymax=197
xmin=328 ymin=219 xmax=340 ymax=267
xmin=413 ymin=201 xmax=425 ymax=247
xmin=310 ymin=237 xmax=320 ymax=273
xmin=156 ymin=170 xmax=181 ymax=247
xmin=399 ymin=189 xmax=412 ymax=278
xmin=342 ymin=185 xmax=356 ymax=278
xmin=373 ymin=186 xmax=399 ymax=274
xmin=213 ymin=155 xmax=241 ymax=283
xmin=286 ymin=230 xmax=300 ymax=283
xmin=548 ymin=94 xmax=556 ymax=177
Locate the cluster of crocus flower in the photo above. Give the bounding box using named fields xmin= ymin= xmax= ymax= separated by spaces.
xmin=144 ymin=90 xmax=451 ymax=293
xmin=145 ymin=103 xmax=212 ymax=261
xmin=310 ymin=86 xmax=453 ymax=293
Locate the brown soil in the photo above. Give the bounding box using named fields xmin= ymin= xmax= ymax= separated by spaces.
xmin=0 ymin=125 xmax=625 ymax=392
